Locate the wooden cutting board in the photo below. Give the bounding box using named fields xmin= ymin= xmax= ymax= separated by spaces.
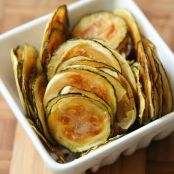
xmin=1 ymin=0 xmax=174 ymax=174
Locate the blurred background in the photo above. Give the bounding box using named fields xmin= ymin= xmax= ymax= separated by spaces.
xmin=0 ymin=0 xmax=174 ymax=174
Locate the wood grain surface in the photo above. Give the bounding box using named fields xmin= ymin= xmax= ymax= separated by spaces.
xmin=0 ymin=0 xmax=174 ymax=174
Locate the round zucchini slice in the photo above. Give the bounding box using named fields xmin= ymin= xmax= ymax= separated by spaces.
xmin=47 ymin=39 xmax=121 ymax=80
xmin=47 ymin=94 xmax=111 ymax=152
xmin=40 ymin=5 xmax=69 ymax=72
xmin=96 ymin=40 xmax=137 ymax=92
xmin=57 ymin=56 xmax=92 ymax=72
xmin=44 ymin=69 xmax=116 ymax=116
xmin=60 ymin=86 xmax=112 ymax=117
xmin=61 ymin=64 xmax=136 ymax=132
xmin=72 ymin=12 xmax=127 ymax=49
xmin=113 ymin=9 xmax=141 ymax=46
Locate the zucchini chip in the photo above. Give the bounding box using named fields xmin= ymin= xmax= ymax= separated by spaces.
xmin=11 ymin=44 xmax=38 ymax=118
xmin=40 ymin=5 xmax=69 ymax=72
xmin=44 ymin=68 xmax=117 ymax=116
xmin=142 ymin=38 xmax=161 ymax=118
xmin=142 ymin=38 xmax=172 ymax=116
xmin=61 ymin=64 xmax=136 ymax=132
xmin=95 ymin=39 xmax=137 ymax=92
xmin=117 ymin=34 xmax=133 ymax=58
xmin=57 ymin=56 xmax=92 ymax=72
xmin=32 ymin=74 xmax=55 ymax=144
xmin=113 ymin=9 xmax=141 ymax=46
xmin=131 ymin=63 xmax=146 ymax=124
xmin=11 ymin=47 xmax=26 ymax=113
xmin=11 ymin=44 xmax=55 ymax=144
xmin=151 ymin=46 xmax=173 ymax=115
xmin=60 ymin=86 xmax=112 ymax=117
xmin=47 ymin=94 xmax=111 ymax=152
xmin=113 ymin=9 xmax=154 ymax=121
xmin=72 ymin=12 xmax=127 ymax=49
xmin=47 ymin=39 xmax=121 ymax=80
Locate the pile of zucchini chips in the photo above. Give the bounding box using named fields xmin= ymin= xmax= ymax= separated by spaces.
xmin=11 ymin=5 xmax=172 ymax=162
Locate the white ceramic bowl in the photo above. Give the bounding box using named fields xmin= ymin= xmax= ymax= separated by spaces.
xmin=0 ymin=0 xmax=174 ymax=173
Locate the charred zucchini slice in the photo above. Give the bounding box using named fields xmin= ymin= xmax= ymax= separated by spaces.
xmin=47 ymin=39 xmax=121 ymax=80
xmin=72 ymin=12 xmax=127 ymax=49
xmin=40 ymin=5 xmax=69 ymax=72
xmin=44 ymin=69 xmax=117 ymax=116
xmin=47 ymin=94 xmax=111 ymax=152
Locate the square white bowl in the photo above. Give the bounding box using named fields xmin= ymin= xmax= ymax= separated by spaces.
xmin=0 ymin=0 xmax=174 ymax=173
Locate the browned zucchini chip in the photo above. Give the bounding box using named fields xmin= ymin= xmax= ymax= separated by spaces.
xmin=47 ymin=39 xmax=121 ymax=80
xmin=11 ymin=44 xmax=38 ymax=118
xmin=44 ymin=67 xmax=117 ymax=116
xmin=95 ymin=39 xmax=137 ymax=92
xmin=60 ymin=86 xmax=113 ymax=117
xmin=47 ymin=94 xmax=111 ymax=152
xmin=11 ymin=47 xmax=26 ymax=113
xmin=131 ymin=62 xmax=146 ymax=124
xmin=117 ymin=34 xmax=133 ymax=58
xmin=113 ymin=9 xmax=155 ymax=121
xmin=40 ymin=5 xmax=69 ymax=72
xmin=61 ymin=64 xmax=136 ymax=132
xmin=72 ymin=12 xmax=127 ymax=49
xmin=142 ymin=38 xmax=161 ymax=118
xmin=151 ymin=46 xmax=173 ymax=115
xmin=32 ymin=74 xmax=55 ymax=143
xmin=113 ymin=9 xmax=141 ymax=46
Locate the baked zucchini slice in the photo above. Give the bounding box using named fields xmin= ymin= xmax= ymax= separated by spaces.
xmin=47 ymin=94 xmax=111 ymax=152
xmin=61 ymin=86 xmax=112 ymax=115
xmin=57 ymin=56 xmax=92 ymax=72
xmin=44 ymin=68 xmax=117 ymax=116
xmin=95 ymin=39 xmax=137 ymax=92
xmin=61 ymin=64 xmax=136 ymax=132
xmin=32 ymin=74 xmax=55 ymax=143
xmin=11 ymin=47 xmax=26 ymax=113
xmin=11 ymin=44 xmax=38 ymax=118
xmin=72 ymin=12 xmax=127 ymax=49
xmin=113 ymin=9 xmax=141 ymax=46
xmin=40 ymin=5 xmax=69 ymax=72
xmin=117 ymin=34 xmax=133 ymax=58
xmin=131 ymin=63 xmax=146 ymax=124
xmin=142 ymin=38 xmax=161 ymax=118
xmin=151 ymin=46 xmax=173 ymax=115
xmin=47 ymin=39 xmax=121 ymax=80
xmin=113 ymin=9 xmax=155 ymax=120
